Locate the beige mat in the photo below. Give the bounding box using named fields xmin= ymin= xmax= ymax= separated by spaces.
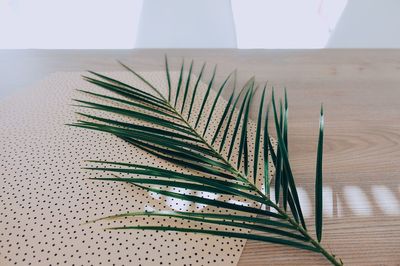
xmin=0 ymin=71 xmax=274 ymax=266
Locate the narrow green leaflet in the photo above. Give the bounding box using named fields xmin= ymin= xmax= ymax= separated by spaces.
xmin=174 ymin=60 xmax=185 ymax=107
xmin=237 ymin=86 xmax=255 ymax=174
xmin=181 ymin=60 xmax=194 ymax=113
xmin=281 ymin=97 xmax=289 ymax=211
xmin=107 ymin=226 xmax=318 ymax=252
xmin=165 ymin=55 xmax=172 ymax=102
xmin=187 ymin=62 xmax=206 ymax=120
xmin=203 ymin=71 xmax=233 ymax=136
xmin=267 ymin=133 xmax=277 ymax=166
xmin=194 ymin=65 xmax=217 ymax=128
xmin=263 ymin=101 xmax=270 ymax=196
xmin=315 ymin=105 xmax=324 ymax=242
xmin=288 ymin=190 xmax=300 ymax=223
xmin=211 ymin=90 xmax=235 ymax=145
xmin=98 ymin=211 xmax=306 ymax=241
xmin=90 ymin=177 xmax=231 ymax=195
xmin=283 ymin=89 xmax=289 ymax=150
xmin=254 ymin=86 xmax=267 ymax=184
xmin=93 ymin=211 xmax=296 ymax=229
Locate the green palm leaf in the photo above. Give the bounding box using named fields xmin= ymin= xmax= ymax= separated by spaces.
xmin=72 ymin=57 xmax=342 ymax=265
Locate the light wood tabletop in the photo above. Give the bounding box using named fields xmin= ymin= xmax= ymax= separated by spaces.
xmin=1 ymin=49 xmax=399 ymax=265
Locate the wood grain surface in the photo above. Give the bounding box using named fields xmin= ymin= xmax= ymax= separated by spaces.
xmin=1 ymin=49 xmax=399 ymax=265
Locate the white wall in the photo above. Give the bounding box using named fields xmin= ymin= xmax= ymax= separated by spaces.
xmin=327 ymin=0 xmax=400 ymax=48
xmin=231 ymin=0 xmax=347 ymax=49
xmin=0 ymin=0 xmax=143 ymax=49
xmin=1 ymin=0 xmax=400 ymax=48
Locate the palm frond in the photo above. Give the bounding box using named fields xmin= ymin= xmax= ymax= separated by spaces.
xmin=72 ymin=57 xmax=342 ymax=265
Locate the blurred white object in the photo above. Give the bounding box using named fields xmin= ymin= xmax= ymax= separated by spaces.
xmin=135 ymin=0 xmax=237 ymax=48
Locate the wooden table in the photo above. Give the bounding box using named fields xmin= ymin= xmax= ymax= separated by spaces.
xmin=1 ymin=49 xmax=399 ymax=265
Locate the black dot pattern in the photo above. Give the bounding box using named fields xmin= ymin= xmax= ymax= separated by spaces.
xmin=0 ymin=71 xmax=276 ymax=266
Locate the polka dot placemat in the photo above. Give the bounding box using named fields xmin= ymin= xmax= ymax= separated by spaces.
xmin=0 ymin=71 xmax=275 ymax=266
